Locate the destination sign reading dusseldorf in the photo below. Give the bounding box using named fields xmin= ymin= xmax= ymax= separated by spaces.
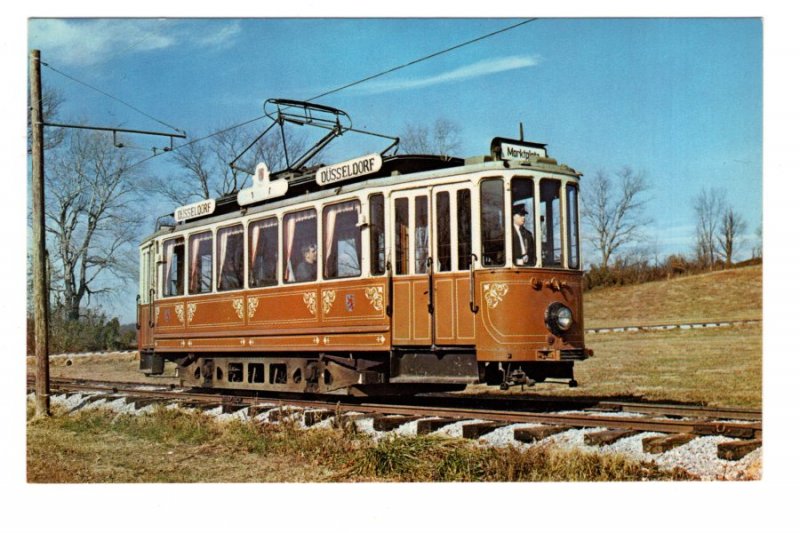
xmin=315 ymin=153 xmax=382 ymax=186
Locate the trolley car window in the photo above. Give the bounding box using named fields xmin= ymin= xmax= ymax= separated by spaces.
xmin=415 ymin=196 xmax=429 ymax=274
xmin=456 ymin=189 xmax=472 ymax=270
xmin=511 ymin=177 xmax=536 ymax=267
xmin=162 ymin=237 xmax=184 ymax=297
xmin=284 ymin=208 xmax=318 ymax=283
xmin=369 ymin=194 xmax=385 ymax=275
xmin=480 ymin=178 xmax=505 ymax=266
xmin=436 ymin=191 xmax=451 ymax=272
xmin=217 ymin=224 xmax=244 ymax=291
xmin=394 ymin=198 xmax=409 ymax=275
xmin=323 ymin=200 xmax=362 ymax=279
xmin=249 ymin=217 xmax=279 ymax=288
xmin=189 ymin=231 xmax=213 ymax=294
xmin=567 ymin=184 xmax=580 ymax=269
xmin=540 ymin=179 xmax=563 ymax=267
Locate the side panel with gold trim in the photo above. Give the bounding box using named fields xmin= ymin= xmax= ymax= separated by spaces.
xmin=151 ymin=278 xmax=390 ymax=352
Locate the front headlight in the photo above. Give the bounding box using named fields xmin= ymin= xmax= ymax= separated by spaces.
xmin=546 ymin=302 xmax=574 ymax=333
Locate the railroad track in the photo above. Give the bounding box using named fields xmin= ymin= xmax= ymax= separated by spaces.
xmin=29 ymin=376 xmax=762 ymax=461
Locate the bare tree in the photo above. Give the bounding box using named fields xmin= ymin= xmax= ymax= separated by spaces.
xmin=753 ymin=222 xmax=762 ymax=259
xmin=718 ymin=206 xmax=747 ymax=267
xmin=28 ymin=86 xmax=65 ymax=153
xmin=155 ymin=124 xmax=309 ymax=205
xmin=693 ymin=187 xmax=726 ymax=270
xmin=399 ymin=118 xmax=462 ymax=157
xmin=45 ymin=129 xmax=145 ymax=320
xmin=581 ymin=167 xmax=651 ymax=269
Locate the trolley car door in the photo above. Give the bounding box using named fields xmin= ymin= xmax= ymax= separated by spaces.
xmin=389 ymin=189 xmax=432 ymax=345
xmin=432 ymin=184 xmax=476 ymax=345
xmin=139 ymin=242 xmax=156 ymax=349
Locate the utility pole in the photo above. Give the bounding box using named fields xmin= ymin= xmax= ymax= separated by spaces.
xmin=30 ymin=49 xmax=50 ymax=417
xmin=28 ymin=52 xmax=186 ymax=418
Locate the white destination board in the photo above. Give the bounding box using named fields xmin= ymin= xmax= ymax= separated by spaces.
xmin=499 ymin=142 xmax=547 ymax=161
xmin=174 ymin=198 xmax=216 ymax=223
xmin=237 ymin=177 xmax=289 ymax=206
xmin=315 ymin=153 xmax=382 ymax=186
xmin=237 ymin=162 xmax=289 ymax=206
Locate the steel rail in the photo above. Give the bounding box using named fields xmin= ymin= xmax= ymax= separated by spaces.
xmin=34 ymin=377 xmax=762 ymax=439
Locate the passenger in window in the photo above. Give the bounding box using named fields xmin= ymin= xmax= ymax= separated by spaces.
xmin=512 ymin=204 xmax=535 ymax=266
xmin=295 ymin=244 xmax=317 ymax=282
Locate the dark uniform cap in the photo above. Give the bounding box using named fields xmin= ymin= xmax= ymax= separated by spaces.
xmin=513 ymin=204 xmax=528 ymax=216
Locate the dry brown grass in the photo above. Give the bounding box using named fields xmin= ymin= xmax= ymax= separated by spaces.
xmin=478 ymin=323 xmax=761 ymax=408
xmin=27 ymin=352 xmax=179 ymax=385
xmin=583 ymin=265 xmax=762 ymax=327
xmin=27 ymin=405 xmax=690 ymax=483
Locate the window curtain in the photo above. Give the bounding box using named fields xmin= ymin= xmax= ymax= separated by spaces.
xmin=217 ymin=227 xmax=230 ymax=287
xmin=190 ymin=233 xmax=210 ymax=293
xmin=284 ymin=215 xmax=297 ymax=282
xmin=250 ymin=223 xmax=261 ymax=267
xmin=324 ymin=201 xmax=359 ymax=278
xmin=164 ymin=240 xmax=175 ymax=295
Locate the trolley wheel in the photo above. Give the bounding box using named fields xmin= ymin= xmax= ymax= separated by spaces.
xmin=499 ymin=382 xmax=510 ymax=391
xmin=568 ymin=379 xmax=578 ymax=388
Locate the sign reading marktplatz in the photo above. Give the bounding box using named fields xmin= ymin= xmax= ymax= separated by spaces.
xmin=174 ymin=198 xmax=216 ymax=223
xmin=315 ymin=153 xmax=382 ymax=186
xmin=491 ymin=137 xmax=549 ymax=161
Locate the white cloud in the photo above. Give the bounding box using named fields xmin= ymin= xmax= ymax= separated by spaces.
xmin=27 ymin=19 xmax=242 ymax=67
xmin=360 ymin=55 xmax=541 ymax=94
xmin=196 ymin=21 xmax=242 ymax=49
xmin=28 ymin=19 xmax=176 ymax=67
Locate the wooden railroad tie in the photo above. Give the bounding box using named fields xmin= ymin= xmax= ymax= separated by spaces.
xmin=416 ymin=418 xmax=459 ymax=435
xmin=304 ymin=409 xmax=335 ymax=426
xmin=222 ymin=403 xmax=248 ymax=414
xmin=124 ymin=397 xmax=158 ymax=410
xmin=249 ymin=405 xmax=277 ymax=417
xmin=267 ymin=406 xmax=304 ymax=422
xmin=372 ymin=415 xmax=418 ymax=431
xmin=717 ymin=439 xmax=762 ymax=461
xmin=693 ymin=422 xmax=757 ymax=439
xmin=584 ymin=429 xmax=640 ymax=446
xmin=514 ymin=425 xmax=572 ymax=443
xmin=332 ymin=412 xmax=370 ymax=428
xmin=641 ymin=433 xmax=696 ymax=454
xmin=461 ymin=422 xmax=504 ymax=439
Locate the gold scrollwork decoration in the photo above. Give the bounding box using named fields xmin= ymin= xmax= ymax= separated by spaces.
xmin=232 ymin=298 xmax=245 ymax=320
xmin=364 ymin=286 xmax=384 ymax=311
xmin=175 ymin=304 xmax=185 ymax=325
xmin=247 ymin=298 xmax=259 ymax=319
xmin=483 ymin=283 xmax=509 ymax=310
xmin=322 ymin=290 xmax=336 ymax=315
xmin=186 ymin=303 xmax=197 ymax=323
xmin=303 ymin=292 xmax=317 ymax=315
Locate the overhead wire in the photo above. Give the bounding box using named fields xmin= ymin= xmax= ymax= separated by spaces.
xmin=115 ymin=18 xmax=538 ymax=173
xmin=42 ymin=61 xmax=184 ymax=134
xmin=307 ymin=18 xmax=537 ymax=102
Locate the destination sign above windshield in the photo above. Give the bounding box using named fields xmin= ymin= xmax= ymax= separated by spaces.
xmin=491 ymin=137 xmax=549 ymax=161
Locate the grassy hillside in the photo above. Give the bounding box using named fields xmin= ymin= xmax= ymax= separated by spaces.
xmin=583 ymin=265 xmax=762 ymax=328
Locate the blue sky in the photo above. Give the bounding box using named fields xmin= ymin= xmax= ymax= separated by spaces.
xmin=26 ymin=17 xmax=763 ymax=319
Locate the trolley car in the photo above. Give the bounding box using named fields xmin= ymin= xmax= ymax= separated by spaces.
xmin=137 ymin=100 xmax=591 ymax=395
